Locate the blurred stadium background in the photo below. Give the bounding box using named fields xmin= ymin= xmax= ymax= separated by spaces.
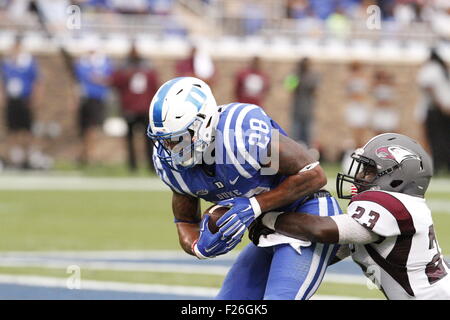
xmin=0 ymin=0 xmax=449 ymax=299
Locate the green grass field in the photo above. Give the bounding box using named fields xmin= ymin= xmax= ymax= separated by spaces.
xmin=0 ymin=165 xmax=449 ymax=299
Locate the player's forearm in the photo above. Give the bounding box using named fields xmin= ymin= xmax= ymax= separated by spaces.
xmin=255 ymin=166 xmax=327 ymax=213
xmin=263 ymin=212 xmax=379 ymax=245
xmin=171 ymin=192 xmax=202 ymax=256
xmin=176 ymin=223 xmax=200 ymax=256
xmin=270 ymin=212 xmax=339 ymax=243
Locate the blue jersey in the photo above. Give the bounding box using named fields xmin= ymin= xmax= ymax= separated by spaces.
xmin=154 ymin=103 xmax=307 ymax=212
xmin=75 ymin=55 xmax=112 ymax=100
xmin=1 ymin=54 xmax=38 ymax=99
xmin=154 ymin=103 xmax=342 ymax=300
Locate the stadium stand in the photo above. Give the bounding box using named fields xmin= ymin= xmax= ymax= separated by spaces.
xmin=0 ymin=0 xmax=449 ymax=167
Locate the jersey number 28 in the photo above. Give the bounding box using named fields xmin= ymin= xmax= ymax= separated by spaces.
xmin=248 ymin=119 xmax=270 ymax=149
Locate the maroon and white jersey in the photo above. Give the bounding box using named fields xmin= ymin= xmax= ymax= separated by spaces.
xmin=348 ymin=190 xmax=450 ymax=299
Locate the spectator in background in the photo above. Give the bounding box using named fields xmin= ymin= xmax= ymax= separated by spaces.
xmin=175 ymin=44 xmax=215 ymax=86
xmin=326 ymin=5 xmax=351 ymax=38
xmin=286 ymin=0 xmax=309 ymax=19
xmin=73 ymin=0 xmax=112 ymax=12
xmin=371 ymin=70 xmax=398 ymax=136
xmin=0 ymin=35 xmax=42 ymax=169
xmin=74 ymin=44 xmax=113 ymax=166
xmin=234 ymin=56 xmax=270 ymax=108
xmin=309 ymin=0 xmax=336 ymax=20
xmin=285 ymin=57 xmax=319 ymax=147
xmin=7 ymin=0 xmax=70 ymax=27
xmin=344 ymin=61 xmax=370 ymax=149
xmin=242 ymin=0 xmax=265 ymax=35
xmin=376 ymin=0 xmax=396 ymax=20
xmin=148 ymin=0 xmax=174 ymax=15
xmin=430 ymin=0 xmax=450 ymax=40
xmin=110 ymin=44 xmax=159 ymax=173
xmin=345 ymin=0 xmax=373 ymax=20
xmin=394 ymin=1 xmax=423 ymax=26
xmin=109 ymin=0 xmax=150 ymax=14
xmin=417 ymin=48 xmax=450 ymax=173
xmin=33 ymin=0 xmax=71 ymax=33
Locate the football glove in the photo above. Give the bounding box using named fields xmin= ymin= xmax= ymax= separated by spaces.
xmin=192 ymin=214 xmax=245 ymax=259
xmin=248 ymin=215 xmax=275 ymax=246
xmin=216 ymin=197 xmax=262 ymax=236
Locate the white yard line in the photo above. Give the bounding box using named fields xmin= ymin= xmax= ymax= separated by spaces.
xmin=0 ymin=251 xmax=368 ymax=285
xmin=0 ymin=274 xmax=368 ymax=300
xmin=0 ymin=176 xmax=168 ymax=191
xmin=0 ymin=250 xmax=235 ymax=276
xmin=1 ymin=175 xmax=449 ymax=213
xmin=0 ymin=250 xmax=238 ymax=260
xmin=0 ymin=259 xmax=368 ymax=285
xmin=0 ymin=174 xmax=449 ymax=193
xmin=0 ymin=260 xmax=231 ymax=276
xmin=0 ymin=274 xmax=218 ymax=297
xmin=0 ymin=251 xmax=379 ymax=299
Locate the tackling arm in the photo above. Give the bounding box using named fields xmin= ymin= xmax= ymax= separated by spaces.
xmin=266 ymin=212 xmax=339 ymax=243
xmin=263 ymin=212 xmax=379 ymax=244
xmin=216 ymin=134 xmax=327 ymax=234
xmin=255 ymin=134 xmax=327 ymax=213
xmin=172 ymin=192 xmax=201 ymax=256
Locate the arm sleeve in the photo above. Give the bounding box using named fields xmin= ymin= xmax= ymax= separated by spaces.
xmin=347 ymin=191 xmax=410 ymax=237
xmin=330 ymin=214 xmax=380 ymax=244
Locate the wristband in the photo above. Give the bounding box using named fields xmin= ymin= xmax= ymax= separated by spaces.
xmin=191 ymin=239 xmax=207 ymax=259
xmin=249 ymin=197 xmax=262 ymax=218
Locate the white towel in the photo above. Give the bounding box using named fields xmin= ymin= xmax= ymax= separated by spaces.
xmin=257 ymin=232 xmax=311 ymax=255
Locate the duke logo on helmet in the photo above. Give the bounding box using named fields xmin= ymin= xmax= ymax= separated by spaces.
xmin=147 ymin=77 xmax=219 ymax=171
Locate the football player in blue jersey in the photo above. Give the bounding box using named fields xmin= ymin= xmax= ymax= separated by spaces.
xmin=147 ymin=77 xmax=342 ymax=300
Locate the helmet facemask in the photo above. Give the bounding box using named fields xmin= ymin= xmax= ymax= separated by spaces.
xmin=336 ymin=150 xmax=381 ymax=199
xmin=148 ymin=114 xmax=214 ymax=171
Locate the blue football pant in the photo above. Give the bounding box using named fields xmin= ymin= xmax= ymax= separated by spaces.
xmin=216 ymin=195 xmax=342 ymax=300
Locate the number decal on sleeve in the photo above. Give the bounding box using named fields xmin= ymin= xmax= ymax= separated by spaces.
xmin=366 ymin=211 xmax=380 ymax=230
xmin=351 ymin=206 xmax=379 ymax=230
xmin=351 ymin=206 xmax=365 ymax=219
xmin=426 ymin=225 xmax=448 ymax=284
xmin=248 ymin=118 xmax=270 ymax=149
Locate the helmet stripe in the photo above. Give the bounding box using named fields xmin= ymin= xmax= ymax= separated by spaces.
xmin=185 ymin=86 xmax=207 ymax=111
xmin=152 ymin=77 xmax=183 ymax=127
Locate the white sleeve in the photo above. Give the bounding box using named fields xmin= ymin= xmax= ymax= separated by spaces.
xmin=330 ymin=214 xmax=380 ymax=245
xmin=261 ymin=211 xmax=283 ymax=230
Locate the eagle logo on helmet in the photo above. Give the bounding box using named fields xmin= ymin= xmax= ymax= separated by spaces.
xmin=375 ymin=146 xmax=420 ymax=164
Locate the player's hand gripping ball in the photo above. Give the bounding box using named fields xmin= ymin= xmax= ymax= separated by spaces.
xmin=205 ymin=205 xmax=230 ymax=234
xmin=191 ymin=205 xmax=246 ymax=259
